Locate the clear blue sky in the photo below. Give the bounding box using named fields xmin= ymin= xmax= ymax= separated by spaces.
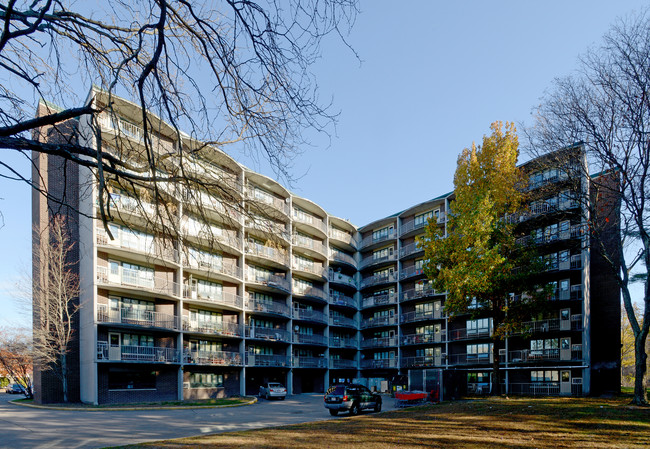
xmin=1 ymin=0 xmax=646 ymax=326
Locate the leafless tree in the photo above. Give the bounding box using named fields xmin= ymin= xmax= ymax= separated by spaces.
xmin=0 ymin=0 xmax=358 ymax=241
xmin=525 ymin=9 xmax=650 ymax=405
xmin=32 ymin=215 xmax=79 ymax=403
xmin=0 ymin=327 xmax=34 ymax=398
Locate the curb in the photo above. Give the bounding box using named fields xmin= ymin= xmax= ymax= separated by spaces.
xmin=9 ymin=396 xmax=258 ymax=411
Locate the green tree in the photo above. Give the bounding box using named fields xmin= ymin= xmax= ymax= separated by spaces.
xmin=421 ymin=122 xmax=546 ymax=395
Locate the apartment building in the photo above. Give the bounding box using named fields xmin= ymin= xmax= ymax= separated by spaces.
xmin=32 ymin=89 xmax=620 ymax=404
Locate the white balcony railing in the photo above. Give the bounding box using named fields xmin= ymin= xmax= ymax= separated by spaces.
xmin=97 ymin=342 xmax=180 ymax=363
xmin=183 ymin=350 xmax=242 ymax=366
xmin=183 ymin=319 xmax=243 ymax=337
xmin=97 ymin=266 xmax=179 ymax=297
xmin=97 ymin=304 xmax=179 ymax=330
xmin=183 ymin=286 xmax=244 ymax=309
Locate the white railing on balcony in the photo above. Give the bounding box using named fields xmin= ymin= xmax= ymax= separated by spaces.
xmin=506 ymin=349 xmax=560 ymax=363
xmin=507 ymin=383 xmax=561 ymax=396
xmin=400 ymin=287 xmax=442 ymax=302
xmin=328 ymin=271 xmax=357 ymax=288
xmin=245 ymin=271 xmax=291 ymax=292
xmin=448 ymin=353 xmax=493 ymax=365
xmin=399 ymin=266 xmax=425 ymax=280
xmin=400 ymin=309 xmax=444 ymax=323
xmin=293 ymin=356 xmax=327 ymax=368
xmin=359 ymin=252 xmax=398 ymax=269
xmin=449 ymin=327 xmax=492 ymax=341
xmin=360 ymin=337 xmax=398 ymax=349
xmin=329 ymin=250 xmax=356 ymax=267
xmin=184 ymin=256 xmax=243 ymax=280
xmin=245 ymin=186 xmax=290 ymax=216
xmin=402 ymin=332 xmax=446 ymax=345
xmin=183 ymin=350 xmax=242 ymax=366
xmin=292 ymin=308 xmax=327 ymax=324
xmin=246 ymin=216 xmax=289 ymax=239
xmin=292 ymin=234 xmax=327 ymax=256
xmin=520 ymin=318 xmax=560 ymax=333
xmin=245 ymin=326 xmax=291 ymax=342
xmin=360 ymin=272 xmax=398 ymax=289
xmin=360 ymin=315 xmax=398 ymax=329
xmin=329 ymin=315 xmax=357 ymax=328
xmin=193 ymin=191 xmax=241 ymax=222
xmin=292 ymin=262 xmax=327 ymax=278
xmin=361 ymin=293 xmax=398 ymax=309
xmin=293 ymin=211 xmax=328 ymax=234
xmin=96 ymin=227 xmax=179 ymax=263
xmin=182 ymin=220 xmax=242 ymax=250
xmin=360 ymin=231 xmax=396 ymax=249
xmin=330 ymin=359 xmax=357 ymax=369
xmin=399 ymin=219 xmax=429 ymax=236
xmin=97 ymin=304 xmax=179 ymax=330
xmin=245 ymin=353 xmax=291 ymax=367
xmin=292 ymin=286 xmax=328 ymax=301
xmin=183 ymin=319 xmax=243 ymax=337
xmin=97 ymin=265 xmax=179 ymax=297
xmin=399 ymin=242 xmax=424 ymax=258
xmin=401 ymin=355 xmax=445 ymax=368
xmin=360 ymin=359 xmax=398 ymax=369
xmin=183 ymin=286 xmax=244 ymax=309
xmin=105 ymin=193 xmax=156 ymax=219
xmin=329 ymin=337 xmax=357 ymax=348
xmin=329 ymin=227 xmax=355 ymax=247
xmin=245 ymin=241 xmax=289 ymax=265
xmin=97 ymin=113 xmax=176 ymax=154
xmin=292 ymin=333 xmax=328 ymax=345
xmin=245 ymin=299 xmax=290 ymax=317
xmin=97 ymin=341 xmax=180 ymax=363
xmin=329 ymin=293 xmax=358 ymax=309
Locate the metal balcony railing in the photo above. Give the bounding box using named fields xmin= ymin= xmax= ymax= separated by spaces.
xmin=97 ymin=341 xmax=180 ymax=363
xmin=329 ymin=337 xmax=357 ymax=348
xmin=330 ymin=359 xmax=357 ymax=369
xmin=361 ymin=293 xmax=398 ymax=309
xmin=245 ymin=186 xmax=291 ymax=216
xmin=399 ymin=219 xmax=428 ymax=237
xmin=293 ymin=211 xmax=328 ymax=234
xmin=245 ymin=299 xmax=290 ymax=317
xmin=328 ymin=271 xmax=357 ymax=288
xmin=245 ymin=326 xmax=291 ymax=342
xmin=292 ymin=308 xmax=327 ymax=324
xmin=399 ymin=242 xmax=424 ymax=258
xmin=400 ymin=309 xmax=444 ymax=323
xmin=329 ymin=227 xmax=355 ymax=247
xmin=519 ymin=318 xmax=560 ymax=333
xmin=449 ymin=327 xmax=492 ymax=341
xmin=360 ymin=272 xmax=398 ymax=289
xmin=97 ymin=113 xmax=176 ymax=154
xmin=183 ymin=287 xmax=244 ymax=309
xmin=400 ymin=287 xmax=442 ymax=302
xmin=184 ymin=256 xmax=243 ymax=280
xmin=183 ymin=320 xmax=243 ymax=337
xmin=292 ymin=234 xmax=327 ymax=255
xmin=359 ymin=252 xmax=398 ymax=269
xmin=182 ymin=221 xmax=242 ymax=250
xmin=360 ymin=359 xmax=398 ymax=369
xmin=506 ymin=383 xmax=561 ymax=396
xmin=401 ymin=355 xmax=445 ymax=368
xmin=292 ymin=286 xmax=328 ymax=302
xmin=329 ymin=251 xmax=356 ymax=267
xmin=96 ymin=227 xmax=179 ymax=263
xmin=192 ymin=191 xmax=241 ymax=222
xmin=360 ymin=337 xmax=398 ymax=349
xmin=329 ymin=315 xmax=357 ymax=328
xmin=329 ymin=293 xmax=358 ymax=309
xmin=360 ymin=232 xmax=396 ymax=249
xmin=292 ymin=333 xmax=328 ymax=345
xmin=399 ymin=266 xmax=425 ymax=280
xmin=506 ymin=348 xmax=563 ymax=363
xmin=245 ymin=353 xmax=291 ymax=367
xmin=293 ymin=356 xmax=327 ymax=368
xmin=245 ymin=241 xmax=289 ymax=266
xmin=292 ymin=262 xmax=328 ymax=278
xmin=401 ymin=333 xmax=446 ymax=345
xmin=245 ymin=271 xmax=291 ymax=292
xmin=447 ymin=353 xmax=493 ymax=365
xmin=183 ymin=350 xmax=242 ymax=366
xmin=97 ymin=266 xmax=180 ymax=297
xmin=360 ymin=316 xmax=398 ymax=329
xmin=97 ymin=305 xmax=179 ymax=330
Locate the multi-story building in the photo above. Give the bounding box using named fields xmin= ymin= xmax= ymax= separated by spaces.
xmin=32 ymin=89 xmax=619 ymax=404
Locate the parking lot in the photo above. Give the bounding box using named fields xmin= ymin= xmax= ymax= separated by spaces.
xmin=0 ymin=392 xmax=398 ymax=449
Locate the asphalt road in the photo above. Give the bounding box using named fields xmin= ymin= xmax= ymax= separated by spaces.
xmin=0 ymin=392 xmax=397 ymax=449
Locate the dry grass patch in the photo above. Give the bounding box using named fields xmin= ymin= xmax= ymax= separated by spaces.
xmin=113 ymin=396 xmax=650 ymax=449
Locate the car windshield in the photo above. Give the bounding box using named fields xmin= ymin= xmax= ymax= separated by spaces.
xmin=327 ymin=385 xmax=346 ymax=395
xmin=268 ymin=383 xmax=283 ymax=388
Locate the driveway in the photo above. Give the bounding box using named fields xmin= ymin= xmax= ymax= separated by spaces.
xmin=0 ymin=392 xmax=398 ymax=449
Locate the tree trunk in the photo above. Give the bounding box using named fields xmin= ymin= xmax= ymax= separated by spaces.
xmin=61 ymin=353 xmax=68 ymax=403
xmin=632 ymin=328 xmax=649 ymax=406
xmin=491 ymin=336 xmax=501 ymax=396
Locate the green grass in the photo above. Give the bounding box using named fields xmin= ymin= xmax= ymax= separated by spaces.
xmin=620 ymin=386 xmax=650 ymax=395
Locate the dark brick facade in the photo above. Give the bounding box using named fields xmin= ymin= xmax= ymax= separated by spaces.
xmin=98 ymin=364 xmax=178 ymax=404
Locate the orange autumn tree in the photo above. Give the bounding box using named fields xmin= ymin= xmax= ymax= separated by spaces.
xmin=421 ymin=122 xmax=547 ymax=394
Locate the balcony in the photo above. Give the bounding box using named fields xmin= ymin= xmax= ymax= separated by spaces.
xmin=449 ymin=327 xmax=492 ymax=341
xmin=330 ymin=359 xmax=357 ymax=369
xmin=401 ymin=333 xmax=446 ymax=345
xmin=97 ymin=305 xmax=179 ymax=330
xmin=293 ymin=356 xmax=327 ymax=368
xmin=183 ymin=350 xmax=242 ymax=366
xmin=360 ymin=232 xmax=396 ymax=250
xmin=292 ymin=262 xmax=328 ymax=279
xmin=447 ymin=353 xmax=493 ymax=365
xmin=96 ymin=227 xmax=179 ymax=263
xmin=292 ymin=333 xmax=328 ymax=346
xmin=329 ymin=227 xmax=356 ymax=248
xmin=360 ymin=316 xmax=398 ymax=329
xmin=97 ymin=112 xmax=175 ymax=154
xmin=359 ymin=272 xmax=398 ymax=289
xmin=183 ymin=320 xmax=243 ymax=338
xmin=329 ymin=250 xmax=356 ymax=267
xmin=292 ymin=309 xmax=328 ymax=324
xmin=360 ymin=337 xmax=398 ymax=349
xmin=361 ymin=293 xmax=398 ymax=309
xmin=519 ymin=318 xmax=560 ymax=333
xmin=97 ymin=341 xmax=180 ymax=363
xmin=399 ymin=219 xmax=428 ymax=237
xmin=245 ymin=326 xmax=291 ymax=343
xmin=506 ymin=383 xmax=561 ymax=396
xmin=400 ymin=309 xmax=444 ymax=323
xmin=400 ymin=287 xmax=442 ymax=302
xmin=245 ymin=353 xmax=291 ymax=367
xmin=246 ymin=217 xmax=290 ymax=241
xmin=400 ymin=242 xmax=424 ymax=259
xmin=292 ymin=286 xmax=328 ymax=302
xmin=245 ymin=271 xmax=291 ymax=293
xmin=245 ymin=299 xmax=290 ymax=317
xmin=401 ymin=355 xmax=445 ymax=368
xmin=97 ymin=266 xmax=180 ymax=297
xmin=183 ymin=287 xmax=244 ymax=309
xmin=360 ymin=359 xmax=398 ymax=369
xmin=329 ymin=336 xmax=357 ymax=349
xmin=293 ymin=211 xmax=328 ymax=235
xmin=399 ymin=266 xmax=425 ymax=280
xmin=328 ymin=271 xmax=357 ymax=289
xmin=329 ymin=315 xmax=357 ymax=328
xmin=182 ymin=220 xmax=242 ymax=252
xmin=184 ymin=256 xmax=243 ymax=281
xmin=245 ymin=241 xmax=289 ymax=266
xmin=329 ymin=293 xmax=358 ymax=309
xmin=245 ymin=186 xmax=290 ymax=217
xmin=359 ymin=252 xmax=398 ymax=269
xmin=504 ymin=348 xmax=584 ymax=363
xmin=190 ymin=191 xmax=241 ymax=223
xmin=292 ymin=234 xmax=327 ymax=257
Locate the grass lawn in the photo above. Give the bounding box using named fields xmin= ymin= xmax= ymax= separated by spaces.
xmin=112 ymin=396 xmax=649 ymax=449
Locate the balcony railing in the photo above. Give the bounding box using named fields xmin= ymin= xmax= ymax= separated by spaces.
xmin=183 ymin=320 xmax=243 ymax=337
xmin=400 ymin=287 xmax=442 ymax=302
xmin=400 ymin=242 xmax=424 ymax=258
xmin=399 ymin=219 xmax=429 ymax=237
xmin=245 ymin=326 xmax=291 ymax=343
xmin=328 ymin=271 xmax=357 ymax=288
xmin=182 ymin=221 xmax=242 ymax=250
xmin=97 ymin=305 xmax=179 ymax=330
xmin=329 ymin=315 xmax=357 ymax=328
xmin=329 ymin=227 xmax=355 ymax=247
xmin=329 ymin=251 xmax=356 ymax=267
xmin=360 ymin=232 xmax=396 ymax=249
xmin=292 ymin=333 xmax=328 ymax=345
xmin=329 ymin=294 xmax=358 ymax=309
xmin=292 ymin=234 xmax=327 ymax=255
xmin=183 ymin=350 xmax=242 ymax=366
xmin=329 ymin=337 xmax=357 ymax=348
xmin=245 ymin=353 xmax=291 ymax=367
xmin=292 ymin=286 xmax=328 ymax=302
xmin=400 ymin=309 xmax=444 ymax=323
xmin=449 ymin=327 xmax=492 ymax=341
xmin=193 ymin=191 xmax=241 ymax=222
xmin=293 ymin=356 xmax=327 ymax=368
xmin=359 ymin=252 xmax=398 ymax=269
xmin=360 ymin=272 xmax=398 ymax=289
xmin=96 ymin=227 xmax=179 ymax=263
xmin=184 ymin=256 xmax=243 ymax=280
xmin=245 ymin=186 xmax=290 ymax=216
xmin=447 ymin=353 xmax=493 ymax=365
xmin=245 ymin=241 xmax=289 ymax=266
xmin=245 ymin=271 xmax=291 ymax=292
xmin=360 ymin=315 xmax=398 ymax=329
xmin=292 ymin=262 xmax=327 ymax=278
xmin=506 ymin=383 xmax=561 ymax=396
xmin=360 ymin=359 xmax=398 ymax=369
xmin=97 ymin=113 xmax=175 ymax=154
xmin=246 ymin=217 xmax=289 ymax=240
xmin=97 ymin=266 xmax=180 ymax=297
xmin=183 ymin=286 xmax=244 ymax=309
xmin=401 ymin=333 xmax=446 ymax=345
xmin=506 ymin=348 xmax=565 ymax=363
xmin=293 ymin=212 xmax=328 ymax=234
xmin=330 ymin=359 xmax=357 ymax=369
xmin=361 ymin=294 xmax=398 ymax=309
xmin=360 ymin=337 xmax=398 ymax=349
xmin=292 ymin=308 xmax=328 ymax=324
xmin=97 ymin=342 xmax=180 ymax=363
xmin=245 ymin=299 xmax=290 ymax=317
xmin=401 ymin=355 xmax=445 ymax=368
xmin=399 ymin=266 xmax=425 ymax=280
xmin=517 ymin=314 xmax=583 ymax=334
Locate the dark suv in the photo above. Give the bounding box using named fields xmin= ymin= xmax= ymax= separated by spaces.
xmin=324 ymin=384 xmax=382 ymax=416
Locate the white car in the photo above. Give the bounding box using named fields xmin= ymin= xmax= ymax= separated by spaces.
xmin=259 ymin=382 xmax=287 ymax=400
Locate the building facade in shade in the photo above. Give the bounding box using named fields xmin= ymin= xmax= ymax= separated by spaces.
xmin=32 ymin=89 xmax=620 ymax=404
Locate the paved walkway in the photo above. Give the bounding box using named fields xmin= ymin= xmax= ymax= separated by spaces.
xmin=0 ymin=393 xmax=396 ymax=448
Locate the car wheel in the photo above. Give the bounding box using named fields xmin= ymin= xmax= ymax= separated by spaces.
xmin=349 ymin=402 xmax=360 ymax=416
xmin=329 ymin=409 xmax=338 ymax=416
xmin=374 ymin=401 xmax=382 ymax=413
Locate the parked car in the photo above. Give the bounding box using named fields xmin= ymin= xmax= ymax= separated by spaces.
xmin=6 ymin=383 xmax=25 ymax=394
xmin=259 ymin=382 xmax=287 ymax=400
xmin=324 ymin=384 xmax=382 ymax=416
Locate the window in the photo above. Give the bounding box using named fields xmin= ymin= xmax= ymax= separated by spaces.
xmin=108 ymin=368 xmax=156 ymax=390
xmin=249 ymin=345 xmax=273 ymax=355
xmin=544 ymin=223 xmax=558 ymax=242
xmin=189 ymin=372 xmax=223 ymax=388
xmin=530 ymin=338 xmax=558 ymax=351
xmin=415 ymin=279 xmax=432 ymax=293
xmin=373 ymin=246 xmax=394 ymax=260
xmin=293 ymin=277 xmax=313 ymax=292
xmin=188 ymin=247 xmax=222 ymax=270
xmin=374 ymin=267 xmax=394 ymax=279
xmin=189 ymin=340 xmax=221 ymax=353
xmin=467 ymin=372 xmax=490 ymax=384
xmin=108 ymin=223 xmax=154 ymax=253
xmin=109 ymin=260 xmax=154 ymax=288
xmin=372 ymin=225 xmax=394 ymax=241
xmin=293 ymin=254 xmax=314 ymax=271
xmin=414 ymin=259 xmax=424 ymax=270
xmin=296 ymin=326 xmax=313 ymax=335
xmin=251 ymin=318 xmax=275 ymax=328
xmin=122 ymin=334 xmax=154 ymax=347
xmin=196 ymin=279 xmax=223 ymax=300
xmin=544 ymin=253 xmax=558 ymax=271
xmin=414 ymin=210 xmax=436 ymax=227
xmin=467 ymin=343 xmax=491 ymax=359
xmin=467 ymin=318 xmax=491 ymax=336
xmin=416 ymin=324 xmax=434 ymax=335
xmin=415 ymin=302 xmax=434 ymax=316
xmin=190 ymin=309 xmax=222 ymax=327
xmin=248 ymin=264 xmax=272 ymax=281
xmin=373 ymin=351 xmax=394 ymax=360
xmin=531 ymin=370 xmax=559 ymax=382
xmin=250 ymin=291 xmax=274 ymax=304
xmin=253 ymin=186 xmax=273 ymax=205
xmin=373 ymin=308 xmax=394 ymax=319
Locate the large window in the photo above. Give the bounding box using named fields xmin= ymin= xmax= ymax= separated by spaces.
xmin=415 ymin=302 xmax=434 ymax=316
xmin=373 ymin=246 xmax=394 ymax=260
xmin=189 ymin=372 xmax=223 ymax=388
xmin=293 ymin=254 xmax=314 ymax=271
xmin=414 ymin=210 xmax=438 ymax=227
xmin=372 ymin=225 xmax=394 ymax=241
xmin=531 ymin=370 xmax=559 ymax=382
xmin=189 ymin=340 xmax=221 ymax=353
xmin=188 ymin=247 xmax=223 ymax=270
xmin=250 ymin=291 xmax=274 ymax=304
xmin=122 ymin=334 xmax=154 ymax=347
xmin=196 ymin=279 xmax=223 ymax=300
xmin=467 ymin=343 xmax=491 ymax=360
xmin=190 ymin=309 xmax=222 ymax=326
xmin=109 ymin=260 xmax=154 ymax=288
xmin=467 ymin=318 xmax=492 ymax=336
